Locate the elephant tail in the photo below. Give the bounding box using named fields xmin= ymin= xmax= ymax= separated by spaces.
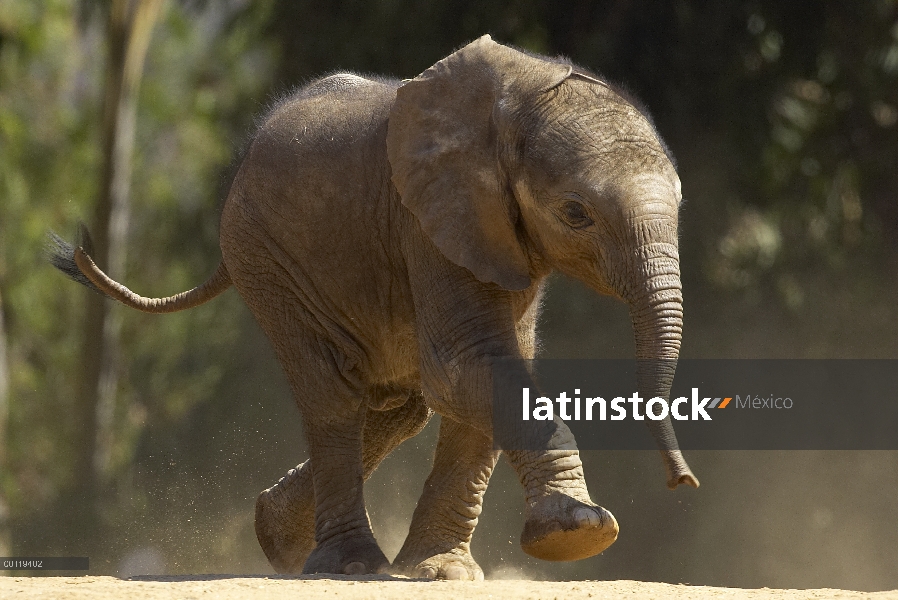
xmin=47 ymin=224 xmax=232 ymax=314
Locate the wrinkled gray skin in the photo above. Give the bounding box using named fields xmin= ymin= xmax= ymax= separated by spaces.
xmin=54 ymin=36 xmax=698 ymax=580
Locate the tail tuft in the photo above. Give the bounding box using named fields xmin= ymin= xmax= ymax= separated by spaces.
xmin=46 ymin=224 xmax=101 ymax=294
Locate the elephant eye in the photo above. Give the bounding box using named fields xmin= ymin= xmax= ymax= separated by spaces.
xmin=561 ymin=200 xmax=594 ymax=229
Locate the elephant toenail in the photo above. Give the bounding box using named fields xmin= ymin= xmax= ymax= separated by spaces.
xmin=573 ymin=506 xmax=602 ymax=527
xmin=343 ymin=561 xmax=366 ymax=575
xmin=443 ymin=565 xmax=468 ymax=580
xmin=415 ymin=566 xmax=438 ymax=579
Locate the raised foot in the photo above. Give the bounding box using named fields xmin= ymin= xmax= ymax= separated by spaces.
xmin=254 ymin=484 xmax=316 ymax=574
xmin=392 ymin=549 xmax=484 ymax=581
xmin=302 ymin=535 xmax=390 ymax=575
xmin=520 ymin=494 xmax=619 ymax=561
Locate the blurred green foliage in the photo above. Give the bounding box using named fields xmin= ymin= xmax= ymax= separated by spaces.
xmin=0 ymin=0 xmax=277 ymax=557
xmin=0 ymin=0 xmax=896 ymax=589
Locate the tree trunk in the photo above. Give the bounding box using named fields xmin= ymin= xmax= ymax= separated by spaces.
xmin=0 ymin=287 xmax=10 ymax=555
xmin=74 ymin=0 xmax=162 ymax=505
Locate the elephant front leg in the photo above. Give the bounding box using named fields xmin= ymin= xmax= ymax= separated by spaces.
xmin=299 ymin=409 xmax=389 ymax=575
xmin=505 ymin=420 xmax=618 ymax=561
xmin=255 ymin=395 xmax=432 ymax=573
xmin=426 ymin=359 xmax=619 ymax=563
xmin=391 ymin=416 xmax=499 ymax=580
xmin=405 ymin=249 xmax=617 ymax=564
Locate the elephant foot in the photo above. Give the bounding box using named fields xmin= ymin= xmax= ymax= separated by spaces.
xmin=391 ymin=548 xmax=484 ymax=581
xmin=302 ymin=534 xmax=390 ymax=575
xmin=254 ymin=470 xmax=316 ymax=573
xmin=520 ymin=493 xmax=619 ymax=561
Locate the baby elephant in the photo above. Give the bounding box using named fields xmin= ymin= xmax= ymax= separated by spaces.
xmin=52 ymin=35 xmax=698 ymax=579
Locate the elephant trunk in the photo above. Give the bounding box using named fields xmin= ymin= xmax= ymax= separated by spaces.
xmin=627 ymin=246 xmax=699 ymax=490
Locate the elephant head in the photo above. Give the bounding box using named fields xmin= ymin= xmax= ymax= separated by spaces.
xmin=387 ymin=35 xmax=698 ymax=490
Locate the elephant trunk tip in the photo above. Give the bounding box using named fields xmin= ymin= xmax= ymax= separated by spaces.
xmin=659 ymin=449 xmax=699 ymax=490
xmin=667 ymin=471 xmax=700 ymax=491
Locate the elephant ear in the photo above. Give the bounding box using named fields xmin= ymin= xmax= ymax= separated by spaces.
xmin=387 ymin=35 xmax=572 ymax=290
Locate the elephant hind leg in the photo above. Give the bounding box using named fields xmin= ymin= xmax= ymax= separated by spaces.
xmin=299 ymin=404 xmax=390 ymax=575
xmin=255 ymin=392 xmax=432 ymax=573
xmin=234 ymin=298 xmax=384 ymax=572
xmin=227 ymin=243 xmax=376 ymax=573
xmin=254 ymin=461 xmax=315 ymax=574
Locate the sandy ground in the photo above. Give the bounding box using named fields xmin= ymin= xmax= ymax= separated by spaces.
xmin=1 ymin=576 xmax=897 ymax=600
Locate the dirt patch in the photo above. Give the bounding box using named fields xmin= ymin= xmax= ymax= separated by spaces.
xmin=1 ymin=576 xmax=896 ymax=599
